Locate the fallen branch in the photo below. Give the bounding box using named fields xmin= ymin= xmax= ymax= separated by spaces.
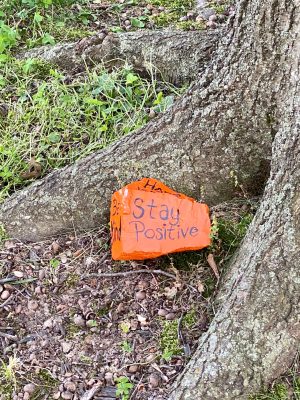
xmin=81 ymin=269 xmax=176 ymax=280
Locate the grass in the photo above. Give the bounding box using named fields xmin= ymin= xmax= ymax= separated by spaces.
xmin=0 ymin=56 xmax=181 ymax=202
xmin=250 ymin=375 xmax=300 ymax=399
xmin=0 ymin=356 xmax=19 ymax=399
xmin=159 ymin=311 xmax=197 ymax=361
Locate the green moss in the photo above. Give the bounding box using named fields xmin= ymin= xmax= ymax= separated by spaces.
xmin=176 ymin=20 xmax=206 ymax=30
xmin=65 ymin=273 xmax=80 ymax=289
xmin=160 ymin=320 xmax=182 ymax=360
xmin=208 ymin=0 xmax=230 ymax=14
xmin=29 ymin=369 xmax=59 ymax=399
xmin=149 ymin=0 xmax=194 ymax=10
xmin=151 ymin=12 xmax=178 ymax=27
xmin=160 ymin=250 xmax=206 ymax=271
xmin=210 ymin=213 xmax=253 ymax=263
xmin=249 ymin=383 xmax=289 ymax=400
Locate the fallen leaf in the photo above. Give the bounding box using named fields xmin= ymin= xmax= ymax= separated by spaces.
xmin=207 ymin=253 xmax=220 ymax=280
xmin=164 ymin=285 xmax=177 ymax=299
xmin=20 ymin=157 xmax=42 ymax=180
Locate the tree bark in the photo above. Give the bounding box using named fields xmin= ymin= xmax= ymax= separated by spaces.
xmin=169 ymin=0 xmax=300 ymax=398
xmin=18 ymin=29 xmax=218 ymax=84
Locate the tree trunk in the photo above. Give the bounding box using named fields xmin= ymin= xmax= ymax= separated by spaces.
xmin=1 ymin=9 xmax=278 ymax=241
xmin=0 ymin=1 xmax=299 ymax=398
xmin=18 ymin=29 xmax=218 ymax=84
xmin=169 ymin=0 xmax=300 ymax=398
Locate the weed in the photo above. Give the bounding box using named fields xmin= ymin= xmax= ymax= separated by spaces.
xmin=176 ymin=20 xmax=206 ymax=30
xmin=116 ymin=376 xmax=133 ymax=400
xmin=249 ymin=383 xmax=289 ymax=400
xmin=0 ymin=356 xmax=19 ymax=398
xmin=160 ymin=320 xmax=182 ymax=360
xmin=0 ymin=59 xmax=180 ymax=202
xmin=120 ymin=321 xmax=131 ymax=334
xmin=208 ymin=0 xmax=229 ymax=14
xmin=0 ymin=224 xmax=8 ymax=246
xmin=121 ymin=340 xmax=133 ymax=353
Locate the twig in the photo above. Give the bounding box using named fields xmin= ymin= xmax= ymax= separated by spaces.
xmin=80 ymin=385 xmax=102 ymax=400
xmin=0 ymin=277 xmax=18 ymax=284
xmin=129 ymin=374 xmax=144 ymax=400
xmin=81 ymin=269 xmax=176 ymax=280
xmin=0 ymin=331 xmax=18 ymax=341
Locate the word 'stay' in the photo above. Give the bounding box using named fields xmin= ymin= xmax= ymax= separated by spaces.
xmin=110 ymin=178 xmax=211 ymax=260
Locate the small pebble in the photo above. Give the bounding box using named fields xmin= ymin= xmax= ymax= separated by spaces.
xmin=43 ymin=318 xmax=53 ymax=329
xmin=62 ymin=342 xmax=72 ymax=353
xmin=135 ymin=291 xmax=146 ymax=300
xmin=73 ymin=314 xmax=85 ymax=327
xmin=23 ymin=393 xmax=30 ymax=400
xmin=179 ymin=16 xmax=188 ymax=21
xmin=165 ymin=312 xmax=176 ymax=320
xmin=38 ymin=269 xmax=46 ymax=280
xmin=149 ymin=109 xmax=156 ymax=119
xmin=23 ymin=383 xmax=35 ymax=394
xmin=13 ymin=271 xmax=24 ymax=278
xmin=201 ymin=7 xmax=215 ymax=20
xmin=64 ymin=382 xmax=76 ymax=392
xmin=28 ymin=300 xmax=38 ymax=311
xmin=1 ymin=290 xmax=10 ymax=300
xmin=158 ymin=309 xmax=168 ymax=317
xmin=149 ymin=373 xmax=160 ymax=388
xmin=53 ymin=392 xmax=61 ymax=400
xmin=105 ymin=372 xmax=113 ymax=383
xmin=128 ymin=365 xmax=139 ymax=373
xmin=60 ymin=254 xmax=67 ymax=264
xmin=206 ymin=20 xmax=217 ymax=29
xmin=61 ymin=391 xmax=73 ymax=399
xmin=124 ymin=19 xmax=131 ymax=26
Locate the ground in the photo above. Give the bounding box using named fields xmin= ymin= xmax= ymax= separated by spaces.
xmin=0 ymin=0 xmax=299 ymax=399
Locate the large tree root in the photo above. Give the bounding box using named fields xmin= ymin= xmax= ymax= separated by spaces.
xmin=0 ymin=68 xmax=272 ymax=241
xmin=18 ymin=29 xmax=218 ymax=84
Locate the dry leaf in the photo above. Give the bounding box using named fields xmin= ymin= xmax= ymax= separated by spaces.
xmin=164 ymin=285 xmax=177 ymax=299
xmin=197 ymin=281 xmax=205 ymax=293
xmin=20 ymin=157 xmax=42 ymax=180
xmin=207 ymin=253 xmax=220 ymax=280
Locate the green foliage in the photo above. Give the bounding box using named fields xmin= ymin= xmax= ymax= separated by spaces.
xmin=176 ymin=20 xmax=206 ymax=30
xmin=0 ymin=22 xmax=19 ymax=54
xmin=50 ymin=258 xmax=60 ymax=270
xmin=160 ymin=312 xmax=197 ymax=361
xmin=0 ymin=0 xmax=94 ymax=47
xmin=0 ymin=356 xmax=18 ymax=398
xmin=249 ymin=383 xmax=289 ymax=400
xmin=160 ymin=320 xmax=181 ymax=360
xmin=121 ymin=340 xmax=133 ymax=353
xmin=116 ymin=376 xmax=133 ymax=400
xmin=209 ymin=213 xmax=253 ymax=265
xmin=0 ymin=224 xmax=8 ymax=246
xmin=0 ymin=59 xmax=180 ymax=202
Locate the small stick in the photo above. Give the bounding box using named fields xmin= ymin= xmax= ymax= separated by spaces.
xmin=0 ymin=277 xmax=18 ymax=284
xmin=81 ymin=269 xmax=176 ymax=280
xmin=0 ymin=331 xmax=18 ymax=341
xmin=80 ymin=385 xmax=102 ymax=400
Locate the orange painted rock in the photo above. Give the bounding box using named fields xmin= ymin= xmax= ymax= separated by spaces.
xmin=110 ymin=178 xmax=211 ymax=260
